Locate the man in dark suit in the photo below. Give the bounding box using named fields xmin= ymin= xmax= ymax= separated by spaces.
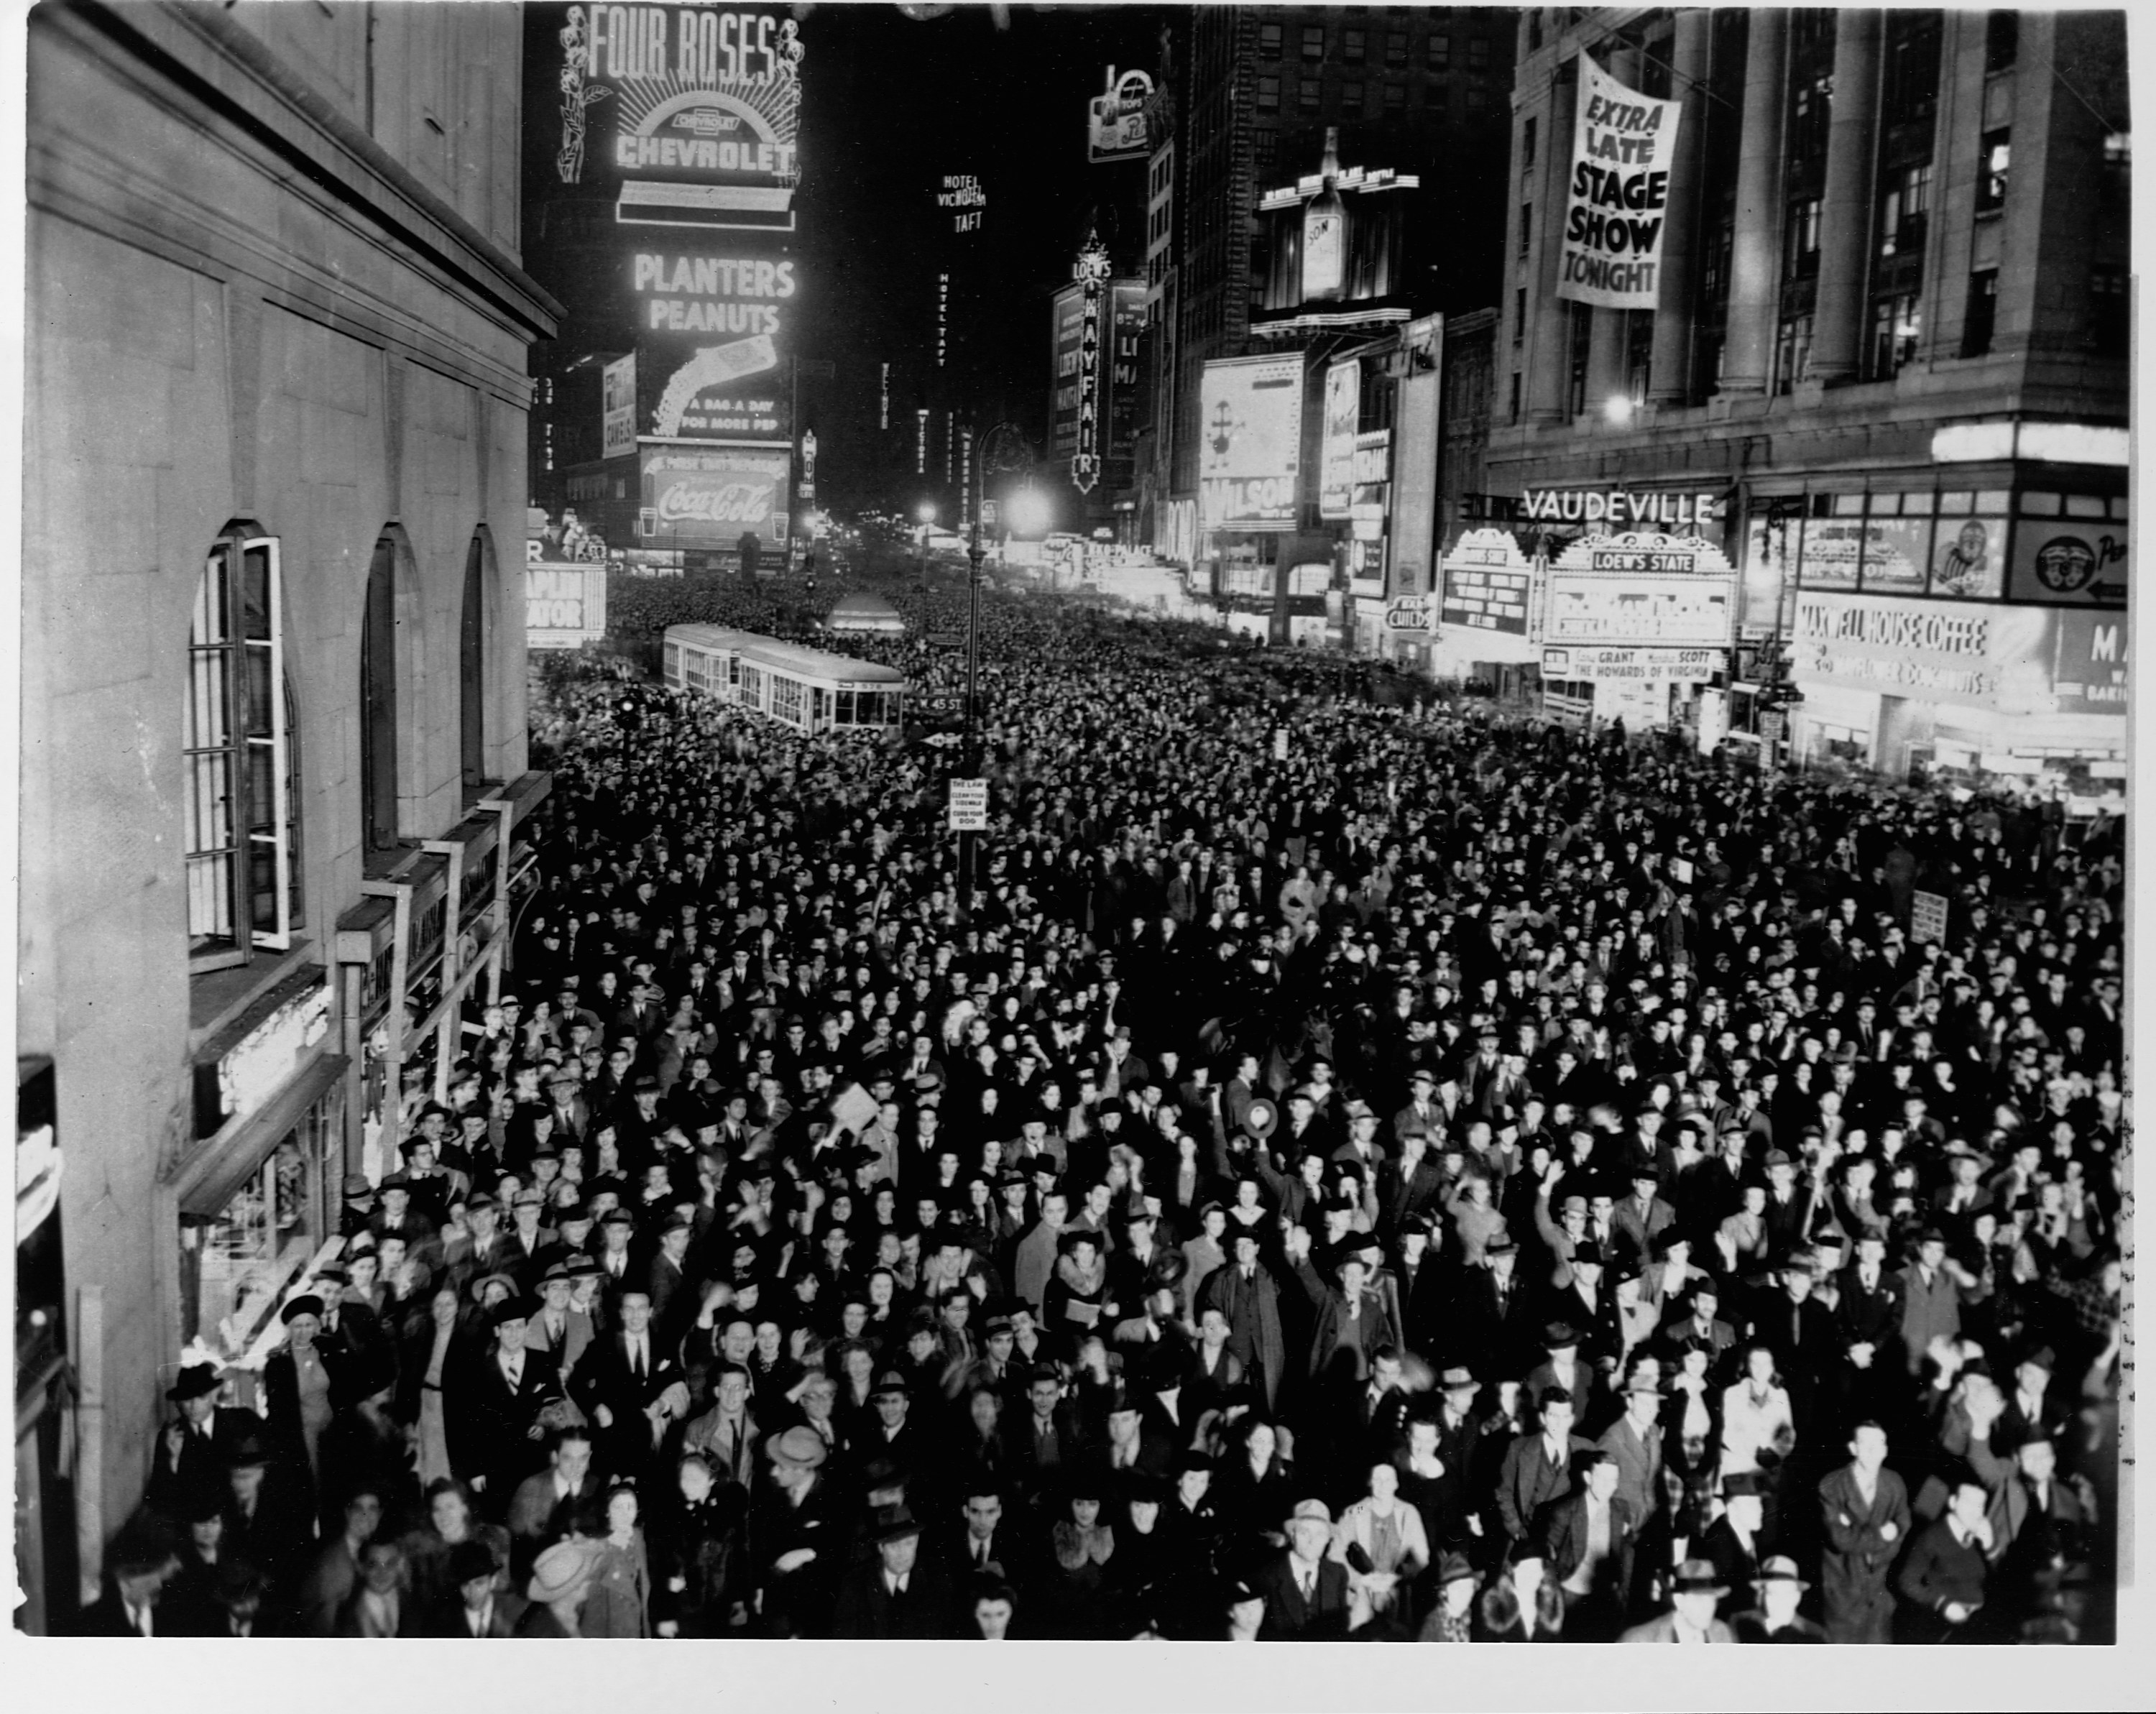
xmin=145 ymin=1364 xmax=258 ymax=1523
xmin=1495 ymin=1386 xmax=1595 ymax=1547
xmin=1450 ymin=1230 xmax=1537 ymax=1371
xmin=420 ymin=1539 xmax=528 ymax=1636
xmin=73 ymin=1516 xmax=180 ymax=1636
xmin=1390 ymin=1217 xmax=1450 ymax=1364
xmin=1538 ymin=1449 xmax=1639 ymax=1640
xmin=505 ymin=1427 xmax=605 ymax=1581
xmin=1253 ymin=1498 xmax=1354 ymax=1639
xmin=1003 ymin=1365 xmax=1089 ymax=1508
xmin=830 ymin=1505 xmax=956 ymax=1639
xmin=446 ymin=1300 xmax=563 ymax=1517
xmin=573 ymin=1289 xmax=687 ymax=1485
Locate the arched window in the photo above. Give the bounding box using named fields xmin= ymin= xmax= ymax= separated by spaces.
xmin=360 ymin=535 xmax=400 ymax=852
xmin=186 ymin=529 xmax=302 ymax=966
xmin=460 ymin=532 xmax=489 ymax=788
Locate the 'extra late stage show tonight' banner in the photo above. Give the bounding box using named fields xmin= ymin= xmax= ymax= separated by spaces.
xmin=1558 ymin=50 xmax=1682 ymax=308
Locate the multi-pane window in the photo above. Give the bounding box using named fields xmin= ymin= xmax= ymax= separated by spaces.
xmin=1428 ymin=33 xmax=1451 ymax=71
xmin=1871 ymin=293 xmax=1922 ymax=377
xmin=1879 ymin=163 xmax=1932 ymax=256
xmin=1514 ymin=286 xmax=1526 ymax=344
xmin=1385 ymin=31 xmax=1407 ymax=66
xmin=1345 ymin=29 xmax=1366 ymax=62
xmin=1342 ymin=81 xmax=1365 ymax=117
xmin=1976 ymin=129 xmax=2011 ymax=211
xmin=187 ymin=533 xmax=301 ymax=964
xmin=1302 ymin=25 xmax=1327 ymax=61
xmin=1257 ymin=75 xmax=1281 ymax=112
xmin=1774 ymin=314 xmax=1814 ymax=394
xmin=1383 ymin=81 xmax=1406 ymax=116
xmin=1519 ymin=202 xmax=1532 ymax=258
xmin=1468 ymin=35 xmax=1489 ymax=70
xmin=1259 ymin=22 xmax=1282 ymax=58
xmin=1299 ymin=79 xmax=1321 ymax=114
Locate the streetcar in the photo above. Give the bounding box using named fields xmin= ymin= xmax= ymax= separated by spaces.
xmin=661 ymin=624 xmax=908 ymax=736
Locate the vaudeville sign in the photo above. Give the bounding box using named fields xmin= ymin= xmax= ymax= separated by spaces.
xmin=1558 ymin=52 xmax=1682 ymax=309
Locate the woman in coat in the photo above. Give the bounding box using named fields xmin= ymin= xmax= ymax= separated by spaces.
xmin=262 ymin=1293 xmax=351 ymax=1530
xmin=579 ymin=1484 xmax=653 ymax=1638
xmin=1329 ymin=1460 xmax=1430 ymax=1621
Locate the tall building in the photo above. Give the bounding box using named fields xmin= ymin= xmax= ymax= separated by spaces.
xmin=1153 ymin=5 xmax=1519 ymax=567
xmin=19 ymin=1 xmax=557 ymax=1629
xmin=1481 ymin=8 xmax=2129 ymax=775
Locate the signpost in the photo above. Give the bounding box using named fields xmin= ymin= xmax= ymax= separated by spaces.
xmin=947 ymin=778 xmax=989 ymax=832
xmin=1910 ymin=890 xmax=1950 ymax=944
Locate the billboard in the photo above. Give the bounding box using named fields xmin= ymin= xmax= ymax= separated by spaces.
xmin=1087 ymin=67 xmax=1153 ymax=165
xmin=553 ymin=3 xmax=806 ymax=231
xmin=602 ymin=354 xmax=638 ymax=459
xmin=1541 ymin=645 xmax=1721 ymax=682
xmin=2050 ymin=611 xmax=2129 ymax=714
xmin=1198 ymin=355 xmax=1304 ymax=532
xmin=1544 ymin=533 xmax=1736 ymax=649
xmin=526 ymin=563 xmax=610 ymax=649
xmin=1439 ymin=528 xmax=1535 ymax=635
xmin=631 ymin=248 xmax=793 ymax=441
xmin=1319 ymin=359 xmax=1360 ymax=520
xmin=1105 ymin=280 xmax=1146 ymax=467
xmin=1792 ymin=592 xmax=2057 ymax=714
xmin=638 ymin=443 xmax=790 ymax=547
xmin=2007 ymin=516 xmax=2129 ymax=607
xmin=1558 ymin=52 xmax=1683 ymax=309
xmin=1049 ymin=284 xmax=1084 ymax=458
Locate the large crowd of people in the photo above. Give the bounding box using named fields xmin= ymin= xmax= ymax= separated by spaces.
xmin=93 ymin=577 xmax=2126 ymax=1643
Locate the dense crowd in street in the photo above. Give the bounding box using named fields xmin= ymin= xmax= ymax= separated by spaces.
xmin=93 ymin=581 xmax=2126 ymax=1643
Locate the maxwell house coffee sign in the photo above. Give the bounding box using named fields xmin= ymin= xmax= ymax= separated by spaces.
xmin=640 ymin=446 xmax=790 ymax=547
xmin=556 ymin=4 xmax=805 ymax=231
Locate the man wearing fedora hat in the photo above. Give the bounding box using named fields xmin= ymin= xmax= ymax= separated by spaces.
xmin=147 ymin=1363 xmax=256 ymax=1524
xmin=1730 ymin=1554 xmax=1826 ymax=1641
xmin=1618 ymin=1557 xmax=1737 ymax=1641
xmin=831 ymin=1503 xmax=954 ymax=1638
xmin=1250 ymin=1498 xmax=1354 ymax=1639
xmin=754 ymin=1424 xmax=842 ymax=1637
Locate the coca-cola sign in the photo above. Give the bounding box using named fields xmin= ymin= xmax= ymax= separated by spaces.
xmin=658 ymin=479 xmax=772 ymax=525
xmin=640 ymin=445 xmax=790 ymax=547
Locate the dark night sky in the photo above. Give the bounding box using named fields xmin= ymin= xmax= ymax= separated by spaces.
xmin=792 ymin=3 xmax=1171 ymax=449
